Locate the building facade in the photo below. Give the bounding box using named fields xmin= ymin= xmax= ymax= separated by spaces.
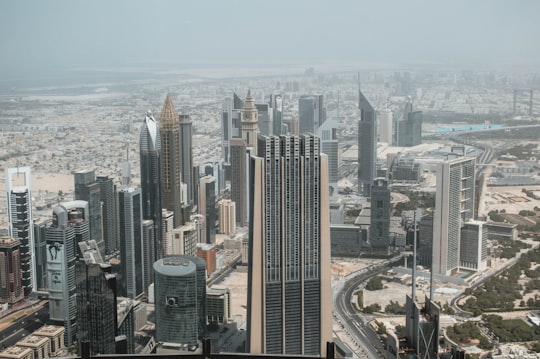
xmin=218 ymin=199 xmax=236 ymax=235
xmin=118 ymin=187 xmax=144 ymax=299
xmin=179 ymin=113 xmax=195 ymax=206
xmin=432 ymin=157 xmax=476 ymax=276
xmin=159 ymin=94 xmax=185 ymax=227
xmin=370 ymin=178 xmax=391 ymax=251
xmin=241 ymin=89 xmax=259 ymax=154
xmin=74 ymin=169 xmax=105 ymax=254
xmin=96 ymin=175 xmax=119 ymax=254
xmin=0 ymin=236 xmax=23 ymax=304
xmin=247 ymin=134 xmax=332 ymax=356
xmin=357 ymin=89 xmax=377 ymax=197
xmin=153 ymin=256 xmax=206 ymax=345
xmin=139 ymin=111 xmax=162 ymax=261
xmin=198 ymin=176 xmax=216 ymax=245
xmin=6 ymin=167 xmax=35 ymax=296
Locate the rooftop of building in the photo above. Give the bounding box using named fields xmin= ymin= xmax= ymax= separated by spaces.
xmin=33 ymin=324 xmax=65 ymax=336
xmin=16 ymin=335 xmax=48 ymax=346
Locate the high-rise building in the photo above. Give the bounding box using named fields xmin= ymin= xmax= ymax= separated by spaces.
xmin=0 ymin=236 xmax=23 ymax=304
xmin=269 ymin=94 xmax=283 ymax=136
xmin=396 ymin=111 xmax=422 ymax=147
xmin=317 ymin=116 xmax=339 ymax=190
xmin=218 ymin=199 xmax=236 ymax=235
xmin=370 ymin=178 xmax=391 ymax=251
xmin=118 ymin=187 xmax=144 ymax=299
xmin=247 ymin=134 xmax=332 ymax=356
xmin=230 ymin=139 xmax=247 ymax=225
xmin=74 ymin=169 xmax=105 ymax=254
xmin=299 ymin=95 xmax=324 ymax=135
xmin=198 ymin=176 xmax=216 ymax=244
xmin=221 ymin=92 xmax=244 ymax=175
xmin=432 ymin=157 xmax=475 ymax=276
xmin=378 ymin=108 xmax=393 ymax=144
xmin=241 ymin=89 xmax=259 ymax=154
xmin=33 ymin=219 xmax=50 ymax=291
xmin=179 ymin=113 xmax=194 ymax=206
xmin=76 ymin=240 xmax=117 ymax=355
xmin=153 ymin=256 xmax=206 ymax=345
xmin=460 ymin=220 xmax=488 ymax=271
xmin=46 ymin=202 xmax=90 ymax=346
xmin=256 ymin=103 xmax=272 ymax=136
xmin=96 ymin=176 xmax=119 ymax=254
xmin=159 ymin=94 xmax=185 ymax=227
xmin=357 ymin=88 xmax=377 ymax=197
xmin=140 ymin=111 xmax=162 ymax=260
xmin=6 ymin=167 xmax=35 ymax=296
xmin=142 ymin=220 xmax=155 ymax=294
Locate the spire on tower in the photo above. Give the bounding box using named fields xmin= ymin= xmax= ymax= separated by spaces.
xmin=243 ymin=89 xmax=255 ymax=110
xmin=159 ymin=93 xmax=179 ymax=128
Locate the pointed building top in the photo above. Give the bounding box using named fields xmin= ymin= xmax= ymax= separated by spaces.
xmin=159 ymin=93 xmax=179 ymax=128
xmin=243 ymin=89 xmax=255 ymax=110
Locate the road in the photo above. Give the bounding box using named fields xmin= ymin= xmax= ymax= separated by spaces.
xmin=333 ymin=257 xmax=403 ymax=358
xmin=0 ymin=303 xmax=49 ymax=350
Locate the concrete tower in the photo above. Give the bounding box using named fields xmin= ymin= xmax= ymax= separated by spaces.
xmin=433 ymin=156 xmax=476 ymax=276
xmin=247 ymin=134 xmax=332 ymax=356
xmin=241 ymin=89 xmax=259 ymax=155
xmin=179 ymin=113 xmax=194 ymax=206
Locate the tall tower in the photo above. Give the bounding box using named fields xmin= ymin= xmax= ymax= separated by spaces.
xmin=230 ymin=139 xmax=247 ymax=225
xmin=247 ymin=134 xmax=332 ymax=356
xmin=370 ymin=178 xmax=391 ymax=251
xmin=378 ymin=108 xmax=393 ymax=144
xmin=299 ymin=95 xmax=324 ymax=135
xmin=118 ymin=187 xmax=144 ymax=299
xmin=241 ymin=89 xmax=259 ymax=154
xmin=159 ymin=94 xmax=184 ymax=227
xmin=74 ymin=169 xmax=105 ymax=254
xmin=433 ymin=156 xmax=476 ymax=276
xmin=76 ymin=240 xmax=117 ymax=355
xmin=96 ymin=176 xmax=118 ymax=254
xmin=46 ymin=202 xmax=90 ymax=346
xmin=139 ymin=111 xmax=162 ymax=261
xmin=179 ymin=112 xmax=194 ymax=206
xmin=6 ymin=167 xmax=35 ymax=296
xmin=0 ymin=236 xmax=23 ymax=304
xmin=357 ymin=87 xmax=377 ymax=197
xmin=198 ymin=176 xmax=216 ymax=245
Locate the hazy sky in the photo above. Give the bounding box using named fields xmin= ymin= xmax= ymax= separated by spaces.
xmin=1 ymin=0 xmax=540 ymax=73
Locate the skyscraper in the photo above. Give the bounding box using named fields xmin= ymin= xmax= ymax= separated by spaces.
xmin=221 ymin=92 xmax=244 ymax=180
xmin=118 ymin=187 xmax=144 ymax=299
xmin=198 ymin=176 xmax=216 ymax=244
xmin=0 ymin=236 xmax=23 ymax=304
xmin=432 ymin=156 xmax=476 ymax=276
xmin=159 ymin=94 xmax=184 ymax=227
xmin=230 ymin=138 xmax=247 ymax=225
xmin=241 ymin=89 xmax=259 ymax=154
xmin=269 ymin=94 xmax=283 ymax=136
xmin=154 ymin=255 xmax=206 ymax=345
xmin=247 ymin=134 xmax=332 ymax=356
xmin=218 ymin=199 xmax=236 ymax=235
xmin=96 ymin=175 xmax=119 ymax=254
xmin=370 ymin=178 xmax=391 ymax=251
xmin=378 ymin=108 xmax=393 ymax=144
xmin=299 ymin=95 xmax=324 ymax=135
xmin=179 ymin=113 xmax=194 ymax=206
xmin=357 ymin=88 xmax=377 ymax=197
xmin=6 ymin=167 xmax=35 ymax=296
xmin=33 ymin=219 xmax=50 ymax=291
xmin=140 ymin=111 xmax=162 ymax=260
xmin=74 ymin=169 xmax=105 ymax=254
xmin=317 ymin=116 xmax=339 ymax=191
xmin=76 ymin=240 xmax=117 ymax=355
xmin=396 ymin=110 xmax=422 ymax=147
xmin=46 ymin=202 xmax=90 ymax=346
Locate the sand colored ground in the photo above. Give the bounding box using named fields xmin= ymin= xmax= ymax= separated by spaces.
xmin=214 ymin=270 xmax=248 ymax=323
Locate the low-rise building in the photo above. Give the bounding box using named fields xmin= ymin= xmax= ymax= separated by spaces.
xmin=33 ymin=325 xmax=65 ymax=357
xmin=16 ymin=335 xmax=50 ymax=359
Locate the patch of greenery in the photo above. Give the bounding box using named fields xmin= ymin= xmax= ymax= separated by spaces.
xmin=446 ymin=321 xmax=493 ymax=350
xmin=484 ymin=314 xmax=540 ymax=342
xmin=365 ymin=276 xmax=383 ymax=291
